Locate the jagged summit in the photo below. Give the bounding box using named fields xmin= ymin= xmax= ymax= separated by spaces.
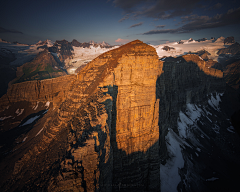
xmin=224 ymin=36 xmax=235 ymax=44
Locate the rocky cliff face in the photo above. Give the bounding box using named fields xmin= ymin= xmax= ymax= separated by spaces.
xmin=157 ymin=54 xmax=225 ymax=165
xmin=223 ymin=60 xmax=240 ymax=91
xmin=217 ymin=42 xmax=240 ymax=55
xmin=0 ymin=40 xmax=162 ymax=191
xmin=0 ymin=40 xmax=237 ymax=192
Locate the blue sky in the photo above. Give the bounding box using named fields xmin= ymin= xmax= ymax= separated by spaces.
xmin=0 ymin=0 xmax=240 ymax=45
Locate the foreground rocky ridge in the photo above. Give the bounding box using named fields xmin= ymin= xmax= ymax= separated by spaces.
xmin=0 ymin=40 xmax=238 ymax=192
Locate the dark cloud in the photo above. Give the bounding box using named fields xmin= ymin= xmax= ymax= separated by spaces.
xmin=156 ymin=25 xmax=165 ymax=28
xmin=208 ymin=3 xmax=222 ymax=10
xmin=213 ymin=3 xmax=222 ymax=9
xmin=143 ymin=7 xmax=240 ymax=35
xmin=119 ymin=14 xmax=130 ymax=22
xmin=114 ymin=0 xmax=201 ymax=19
xmin=129 ymin=22 xmax=143 ymax=28
xmin=114 ymin=0 xmax=145 ymax=12
xmin=0 ymin=27 xmax=23 ymax=34
xmin=143 ymin=29 xmax=179 ymax=35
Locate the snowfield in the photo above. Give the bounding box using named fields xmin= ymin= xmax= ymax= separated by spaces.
xmin=66 ymin=45 xmax=119 ymax=74
xmin=153 ymin=37 xmax=227 ymax=61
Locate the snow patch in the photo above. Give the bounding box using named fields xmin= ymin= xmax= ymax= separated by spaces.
xmin=161 ymin=129 xmax=185 ymax=192
xmin=33 ymin=101 xmax=39 ymax=110
xmin=206 ymin=177 xmax=219 ymax=181
xmin=212 ymin=124 xmax=220 ymax=134
xmin=227 ymin=126 xmax=235 ymax=133
xmin=208 ymin=93 xmax=223 ymax=111
xmin=0 ymin=116 xmax=12 ymax=121
xmin=35 ymin=128 xmax=43 ymax=137
xmin=15 ymin=108 xmax=24 ymax=116
xmin=20 ymin=115 xmax=40 ymax=127
xmin=178 ymin=104 xmax=202 ymax=138
xmin=45 ymin=101 xmax=50 ymax=108
xmin=22 ymin=136 xmax=27 ymax=142
xmin=43 ymin=110 xmax=48 ymax=114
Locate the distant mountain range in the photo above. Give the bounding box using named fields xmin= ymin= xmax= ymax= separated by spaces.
xmin=1 ymin=36 xmax=240 ymax=97
xmin=0 ymin=38 xmax=113 ymax=48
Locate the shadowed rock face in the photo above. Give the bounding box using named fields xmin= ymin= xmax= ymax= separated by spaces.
xmin=223 ymin=60 xmax=240 ymax=91
xmin=0 ymin=40 xmax=163 ymax=191
xmin=217 ymin=42 xmax=240 ymax=55
xmin=224 ymin=36 xmax=235 ymax=45
xmin=0 ymin=40 xmax=230 ymax=192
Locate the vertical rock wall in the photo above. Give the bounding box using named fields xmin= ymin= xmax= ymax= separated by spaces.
xmin=99 ymin=42 xmax=163 ymax=191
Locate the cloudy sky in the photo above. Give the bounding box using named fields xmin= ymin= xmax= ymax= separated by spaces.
xmin=0 ymin=0 xmax=240 ymax=45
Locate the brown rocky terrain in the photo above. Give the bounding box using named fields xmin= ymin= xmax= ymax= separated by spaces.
xmin=224 ymin=36 xmax=235 ymax=45
xmin=12 ymin=49 xmax=67 ymax=84
xmin=48 ymin=40 xmax=74 ymax=63
xmin=191 ymin=50 xmax=211 ymax=61
xmin=217 ymin=42 xmax=240 ymax=55
xmin=162 ymin=45 xmax=175 ymax=51
xmin=0 ymin=40 xmax=237 ymax=192
xmin=0 ymin=40 xmax=162 ymax=191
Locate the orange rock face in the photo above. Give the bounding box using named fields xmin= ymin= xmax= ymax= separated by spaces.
xmin=99 ymin=42 xmax=163 ymax=154
xmin=182 ymin=54 xmax=223 ymax=78
xmin=0 ymin=40 xmax=163 ymax=191
xmin=0 ymin=74 xmax=76 ymax=110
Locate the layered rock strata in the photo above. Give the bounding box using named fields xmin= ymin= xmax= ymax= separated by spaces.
xmin=0 ymin=40 xmax=228 ymax=192
xmin=0 ymin=74 xmax=76 ymax=111
xmin=0 ymin=40 xmax=163 ymax=191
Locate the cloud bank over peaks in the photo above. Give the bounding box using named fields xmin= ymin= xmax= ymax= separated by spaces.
xmin=114 ymin=0 xmax=201 ymax=20
xmin=143 ymin=7 xmax=240 ymax=35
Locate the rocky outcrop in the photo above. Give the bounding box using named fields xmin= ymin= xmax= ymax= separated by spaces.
xmin=157 ymin=55 xmax=225 ymax=163
xmin=182 ymin=54 xmax=223 ymax=78
xmin=12 ymin=49 xmax=67 ymax=84
xmin=0 ymin=40 xmax=228 ymax=192
xmin=48 ymin=40 xmax=74 ymax=62
xmin=162 ymin=46 xmax=175 ymax=51
xmin=196 ymin=38 xmax=207 ymax=42
xmin=223 ymin=60 xmax=240 ymax=91
xmin=0 ymin=40 xmax=162 ymax=191
xmin=192 ymin=50 xmax=211 ymax=61
xmin=224 ymin=36 xmax=235 ymax=45
xmin=0 ymin=74 xmax=76 ymax=110
xmin=217 ymin=42 xmax=240 ymax=55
